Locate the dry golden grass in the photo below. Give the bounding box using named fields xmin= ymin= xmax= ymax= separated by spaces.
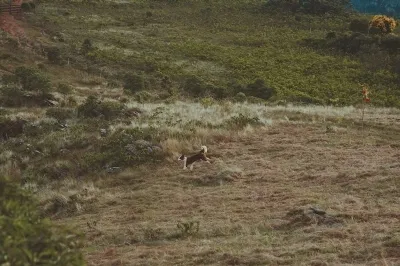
xmin=48 ymin=108 xmax=400 ymax=266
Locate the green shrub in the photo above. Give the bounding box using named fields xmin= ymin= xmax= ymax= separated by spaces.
xmin=234 ymin=92 xmax=247 ymax=102
xmin=0 ymin=117 xmax=27 ymax=140
xmin=21 ymin=2 xmax=33 ymax=12
xmin=36 ymin=161 xmax=73 ymax=180
xmin=225 ymin=113 xmax=263 ymax=129
xmin=0 ymin=86 xmax=25 ymax=107
xmin=82 ymin=127 xmax=164 ymax=170
xmin=45 ymin=107 xmax=75 ymax=122
xmin=77 ymin=96 xmax=124 ymax=119
xmin=381 ymin=34 xmax=400 ymax=53
xmin=328 ymin=33 xmax=376 ymax=54
xmin=246 ymin=79 xmax=276 ymax=100
xmin=206 ymin=84 xmax=230 ymax=99
xmin=161 ymin=75 xmax=172 ymax=91
xmin=123 ymin=73 xmax=146 ymax=94
xmin=0 ymin=176 xmax=86 ymax=266
xmin=81 ymin=39 xmax=94 ymax=55
xmin=325 ymin=31 xmax=337 ymax=39
xmin=0 ymin=67 xmax=54 ymax=106
xmin=57 ymin=83 xmax=73 ymax=96
xmin=134 ymin=91 xmax=157 ymax=103
xmin=176 ymin=221 xmax=200 ymax=237
xmin=47 ymin=47 xmax=63 ymax=65
xmin=200 ymin=97 xmax=215 ymax=108
xmin=1 ymin=74 xmax=18 ymax=85
xmin=182 ymin=75 xmax=205 ymax=97
xmin=349 ymin=18 xmax=370 ymax=34
xmin=14 ymin=66 xmax=52 ymax=93
xmin=288 ymin=90 xmax=326 ymax=105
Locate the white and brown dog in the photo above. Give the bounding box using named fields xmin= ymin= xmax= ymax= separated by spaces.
xmin=178 ymin=145 xmax=211 ymax=170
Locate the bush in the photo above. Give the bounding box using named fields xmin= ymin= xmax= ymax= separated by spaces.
xmin=0 ymin=86 xmax=25 ymax=107
xmin=134 ymin=91 xmax=157 ymax=103
xmin=182 ymin=75 xmax=205 ymax=97
xmin=82 ymin=128 xmax=164 ymax=170
xmin=45 ymin=107 xmax=75 ymax=123
xmin=200 ymin=97 xmax=215 ymax=108
xmin=225 ymin=113 xmax=263 ymax=129
xmin=21 ymin=2 xmax=34 ymax=12
xmin=328 ymin=32 xmax=376 ymax=54
xmin=326 ymin=31 xmax=337 ymax=39
xmin=81 ymin=39 xmax=94 ymax=55
xmin=123 ymin=73 xmax=145 ymax=94
xmin=47 ymin=46 xmax=63 ymax=65
xmin=0 ymin=117 xmax=27 ymax=140
xmin=349 ymin=18 xmax=370 ymax=34
xmin=381 ymin=34 xmax=400 ymax=53
xmin=77 ymin=96 xmax=124 ymax=119
xmin=57 ymin=83 xmax=73 ymax=96
xmin=206 ymin=84 xmax=230 ymax=99
xmin=14 ymin=66 xmax=52 ymax=94
xmin=246 ymin=79 xmax=276 ymax=100
xmin=369 ymin=15 xmax=397 ymax=35
xmin=0 ymin=176 xmax=85 ymax=266
xmin=0 ymin=70 xmax=55 ymax=105
xmin=234 ymin=92 xmax=247 ymax=102
xmin=288 ymin=90 xmax=326 ymax=105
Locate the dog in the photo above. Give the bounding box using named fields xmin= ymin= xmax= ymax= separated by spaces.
xmin=178 ymin=145 xmax=211 ymax=170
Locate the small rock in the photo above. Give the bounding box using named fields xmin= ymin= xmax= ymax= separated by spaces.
xmin=151 ymin=146 xmax=163 ymax=153
xmin=134 ymin=139 xmax=151 ymax=148
xmin=309 ymin=207 xmax=326 ymax=216
xmin=106 ymin=167 xmax=122 ymax=174
xmin=100 ymin=128 xmax=107 ymax=137
xmin=125 ymin=144 xmax=137 ymax=154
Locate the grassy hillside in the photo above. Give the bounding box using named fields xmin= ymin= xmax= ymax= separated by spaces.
xmin=7 ymin=0 xmax=399 ymax=106
xmin=1 ymin=1 xmax=400 ymax=265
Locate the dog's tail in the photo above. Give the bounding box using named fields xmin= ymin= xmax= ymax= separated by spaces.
xmin=201 ymin=145 xmax=208 ymax=153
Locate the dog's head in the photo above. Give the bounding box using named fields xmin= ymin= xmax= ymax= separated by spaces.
xmin=178 ymin=154 xmax=186 ymax=161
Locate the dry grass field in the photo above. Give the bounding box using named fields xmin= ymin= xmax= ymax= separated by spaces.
xmin=43 ymin=105 xmax=400 ymax=266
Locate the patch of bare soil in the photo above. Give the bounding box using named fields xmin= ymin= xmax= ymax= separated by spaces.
xmin=56 ymin=121 xmax=399 ymax=265
xmin=0 ymin=13 xmax=25 ymax=37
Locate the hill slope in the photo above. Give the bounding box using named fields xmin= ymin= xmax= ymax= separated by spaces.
xmin=2 ymin=0 xmax=397 ymax=106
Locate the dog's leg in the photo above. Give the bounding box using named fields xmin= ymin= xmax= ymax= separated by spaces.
xmin=190 ymin=163 xmax=194 ymax=171
xmin=183 ymin=157 xmax=187 ymax=170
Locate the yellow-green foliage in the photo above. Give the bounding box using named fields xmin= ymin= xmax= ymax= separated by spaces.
xmin=0 ymin=176 xmax=86 ymax=265
xmin=369 ymin=15 xmax=397 ymax=34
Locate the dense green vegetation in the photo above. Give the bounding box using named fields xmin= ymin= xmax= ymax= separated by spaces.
xmin=21 ymin=0 xmax=399 ymax=107
xmin=0 ymin=176 xmax=85 ymax=266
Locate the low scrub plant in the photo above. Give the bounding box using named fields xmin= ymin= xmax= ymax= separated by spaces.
xmin=176 ymin=220 xmax=200 ymax=237
xmin=0 ymin=67 xmax=54 ymax=107
xmin=225 ymin=113 xmax=263 ymax=129
xmin=123 ymin=73 xmax=146 ymax=94
xmin=77 ymin=96 xmax=124 ymax=119
xmin=0 ymin=176 xmax=86 ymax=265
xmin=45 ymin=107 xmax=75 ymax=123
